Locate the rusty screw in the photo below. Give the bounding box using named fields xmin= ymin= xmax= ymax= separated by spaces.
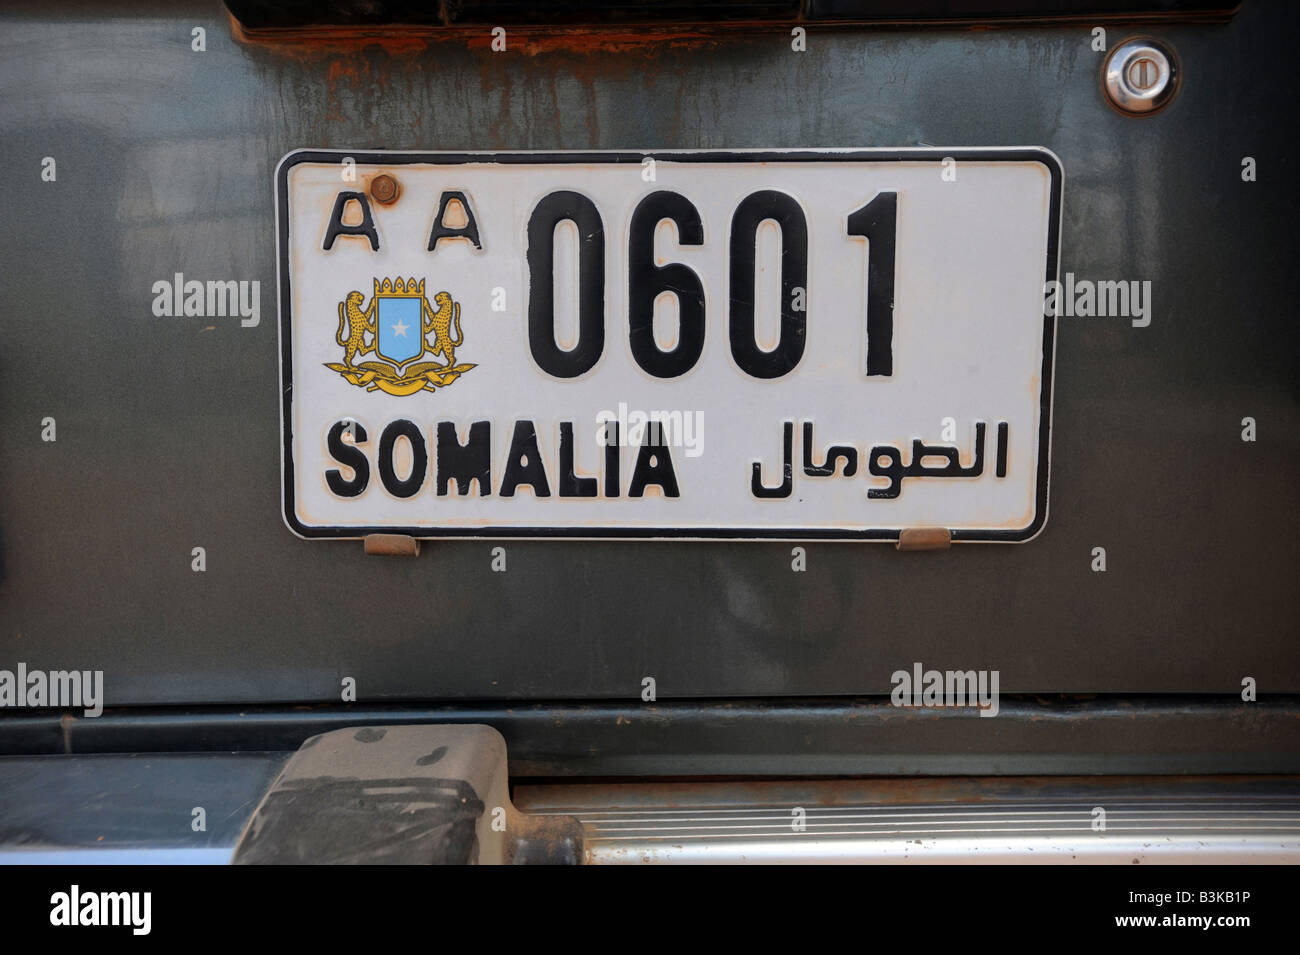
xmin=370 ymin=174 xmax=399 ymax=204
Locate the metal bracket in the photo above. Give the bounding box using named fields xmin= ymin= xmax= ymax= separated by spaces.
xmin=363 ymin=534 xmax=420 ymax=557
xmin=231 ymin=725 xmax=585 ymax=864
xmin=896 ymin=527 xmax=952 ymax=551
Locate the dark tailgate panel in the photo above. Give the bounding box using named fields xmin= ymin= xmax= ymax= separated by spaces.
xmin=0 ymin=0 xmax=1295 ymax=716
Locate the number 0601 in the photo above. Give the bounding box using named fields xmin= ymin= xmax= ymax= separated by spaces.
xmin=526 ymin=189 xmax=898 ymax=381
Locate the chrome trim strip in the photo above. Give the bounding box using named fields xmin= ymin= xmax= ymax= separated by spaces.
xmin=516 ymin=777 xmax=1300 ymax=864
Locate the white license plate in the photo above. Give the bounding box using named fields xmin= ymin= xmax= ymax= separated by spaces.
xmin=277 ymin=149 xmax=1060 ymax=541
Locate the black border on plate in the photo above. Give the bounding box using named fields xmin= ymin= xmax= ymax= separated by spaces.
xmin=276 ymin=148 xmax=1062 ymax=542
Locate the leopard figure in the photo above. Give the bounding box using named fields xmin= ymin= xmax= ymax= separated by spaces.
xmin=336 ymin=290 xmax=376 ymax=367
xmin=423 ymin=291 xmax=462 ymax=367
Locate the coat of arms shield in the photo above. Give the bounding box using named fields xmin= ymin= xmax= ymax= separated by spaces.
xmin=375 ymin=284 xmax=425 ymax=369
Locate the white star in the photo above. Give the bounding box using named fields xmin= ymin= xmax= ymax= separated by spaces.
xmin=390 ymin=319 xmax=409 ymax=337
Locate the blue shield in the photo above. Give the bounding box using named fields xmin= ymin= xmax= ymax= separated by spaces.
xmin=376 ymin=296 xmax=423 ymax=367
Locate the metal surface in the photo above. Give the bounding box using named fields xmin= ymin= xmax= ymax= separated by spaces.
xmin=364 ymin=533 xmax=421 ymax=555
xmin=0 ymin=752 xmax=289 ymax=863
xmin=516 ymin=776 xmax=1300 ymax=863
xmin=0 ymin=2 xmax=1296 ymax=719
xmin=9 ymin=748 xmax=1292 ymax=864
xmin=1103 ymin=36 xmax=1179 ymax=113
xmin=896 ymin=526 xmax=952 ymax=550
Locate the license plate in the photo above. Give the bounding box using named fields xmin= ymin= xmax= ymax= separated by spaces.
xmin=277 ymin=149 xmax=1061 ymax=541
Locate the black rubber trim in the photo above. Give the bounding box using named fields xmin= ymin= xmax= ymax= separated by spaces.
xmin=6 ymin=695 xmax=1298 ymax=778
